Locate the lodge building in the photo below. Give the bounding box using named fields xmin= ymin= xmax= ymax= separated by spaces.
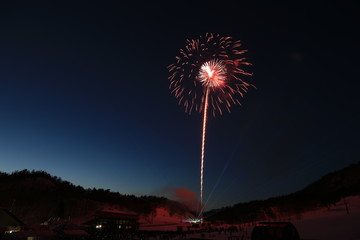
xmin=85 ymin=209 xmax=139 ymax=231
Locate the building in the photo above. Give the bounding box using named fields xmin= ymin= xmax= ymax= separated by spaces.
xmin=85 ymin=209 xmax=139 ymax=231
xmin=0 ymin=206 xmax=24 ymax=236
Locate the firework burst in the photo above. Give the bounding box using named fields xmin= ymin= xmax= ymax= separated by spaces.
xmin=168 ymin=33 xmax=253 ymax=116
xmin=168 ymin=33 xmax=254 ymax=217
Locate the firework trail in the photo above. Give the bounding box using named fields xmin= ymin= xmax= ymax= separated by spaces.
xmin=168 ymin=33 xmax=253 ymax=217
xmin=200 ymin=87 xmax=209 ymax=208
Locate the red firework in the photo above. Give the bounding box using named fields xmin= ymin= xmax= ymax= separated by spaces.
xmin=168 ymin=33 xmax=254 ymax=116
xmin=168 ymin=33 xmax=254 ymax=217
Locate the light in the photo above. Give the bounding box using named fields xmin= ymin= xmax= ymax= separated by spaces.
xmin=198 ymin=59 xmax=227 ymax=88
xmin=184 ymin=217 xmax=203 ymax=223
xmin=96 ymin=224 xmax=102 ymax=229
xmin=205 ymin=66 xmax=214 ymax=78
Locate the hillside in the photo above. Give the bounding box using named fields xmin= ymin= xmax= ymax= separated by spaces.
xmin=208 ymin=162 xmax=360 ymax=223
xmin=1 ymin=162 xmax=359 ymax=227
xmin=0 ymin=170 xmax=193 ymax=225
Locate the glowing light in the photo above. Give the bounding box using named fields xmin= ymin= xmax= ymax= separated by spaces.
xmin=198 ymin=59 xmax=227 ymax=88
xmin=96 ymin=224 xmax=102 ymax=229
xmin=184 ymin=217 xmax=203 ymax=223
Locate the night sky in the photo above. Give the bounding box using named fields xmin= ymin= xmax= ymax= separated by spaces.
xmin=0 ymin=1 xmax=359 ymax=210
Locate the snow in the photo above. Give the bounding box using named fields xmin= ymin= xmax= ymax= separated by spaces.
xmin=137 ymin=196 xmax=360 ymax=240
xmin=292 ymin=196 xmax=360 ymax=240
xmin=139 ymin=207 xmax=192 ymax=231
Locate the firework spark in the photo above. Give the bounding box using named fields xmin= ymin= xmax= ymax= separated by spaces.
xmin=168 ymin=33 xmax=253 ymax=216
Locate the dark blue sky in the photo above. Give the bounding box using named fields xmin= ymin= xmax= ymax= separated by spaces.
xmin=0 ymin=1 xmax=358 ymax=210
